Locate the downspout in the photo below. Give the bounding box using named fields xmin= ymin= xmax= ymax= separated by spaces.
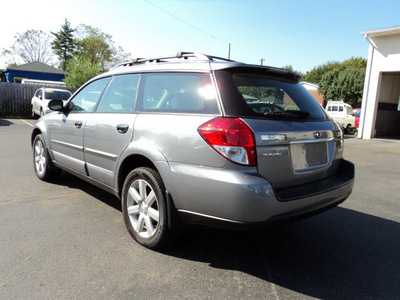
xmin=358 ymin=34 xmax=375 ymax=139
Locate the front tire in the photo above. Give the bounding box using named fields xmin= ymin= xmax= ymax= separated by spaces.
xmin=122 ymin=167 xmax=172 ymax=249
xmin=33 ymin=134 xmax=60 ymax=181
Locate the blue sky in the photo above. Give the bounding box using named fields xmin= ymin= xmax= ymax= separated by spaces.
xmin=1 ymin=0 xmax=400 ymax=73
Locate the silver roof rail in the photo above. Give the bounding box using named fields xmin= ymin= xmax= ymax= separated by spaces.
xmin=115 ymin=52 xmax=235 ymax=68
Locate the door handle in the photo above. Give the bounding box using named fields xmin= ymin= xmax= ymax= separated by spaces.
xmin=117 ymin=124 xmax=129 ymax=134
xmin=75 ymin=121 xmax=83 ymax=129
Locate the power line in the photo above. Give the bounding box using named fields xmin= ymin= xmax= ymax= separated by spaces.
xmin=142 ymin=0 xmax=229 ymax=45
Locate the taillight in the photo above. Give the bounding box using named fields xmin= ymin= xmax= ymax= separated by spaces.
xmin=198 ymin=117 xmax=256 ymax=166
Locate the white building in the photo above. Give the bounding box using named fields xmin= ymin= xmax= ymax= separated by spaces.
xmin=358 ymin=26 xmax=400 ymax=139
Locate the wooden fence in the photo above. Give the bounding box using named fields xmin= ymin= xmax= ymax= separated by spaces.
xmin=0 ymin=82 xmax=75 ymax=118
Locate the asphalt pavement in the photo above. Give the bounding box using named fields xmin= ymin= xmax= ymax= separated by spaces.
xmin=1 ymin=118 xmax=399 ymax=300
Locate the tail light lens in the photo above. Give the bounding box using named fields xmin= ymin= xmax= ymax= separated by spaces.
xmin=198 ymin=117 xmax=256 ymax=166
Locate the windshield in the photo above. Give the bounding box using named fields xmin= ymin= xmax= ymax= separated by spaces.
xmin=215 ymin=69 xmax=329 ymax=121
xmin=45 ymin=90 xmax=71 ymax=101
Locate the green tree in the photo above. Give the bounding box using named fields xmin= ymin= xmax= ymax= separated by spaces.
xmin=2 ymin=30 xmax=54 ymax=66
xmin=303 ymin=61 xmax=341 ymax=84
xmin=341 ymin=57 xmax=367 ymax=70
xmin=63 ymin=24 xmax=132 ymax=89
xmin=319 ymin=68 xmax=365 ymax=106
xmin=304 ymin=57 xmax=367 ymax=84
xmin=282 ymin=65 xmax=304 ymax=77
xmin=64 ymin=57 xmax=102 ymax=89
xmin=318 ymin=69 xmax=341 ymax=100
xmin=74 ymin=25 xmax=131 ymax=71
xmin=51 ymin=19 xmax=76 ymax=71
xmin=335 ymin=68 xmax=365 ymax=105
xmin=304 ymin=57 xmax=367 ymax=107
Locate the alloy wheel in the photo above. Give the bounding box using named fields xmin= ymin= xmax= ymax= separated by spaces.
xmin=34 ymin=140 xmax=46 ymax=176
xmin=126 ymin=179 xmax=160 ymax=238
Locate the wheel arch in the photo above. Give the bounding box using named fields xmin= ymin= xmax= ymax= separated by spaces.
xmin=31 ymin=128 xmax=43 ymax=147
xmin=117 ymin=154 xmax=160 ymax=199
xmin=31 ymin=125 xmax=53 ymax=161
xmin=117 ymin=154 xmax=182 ymax=231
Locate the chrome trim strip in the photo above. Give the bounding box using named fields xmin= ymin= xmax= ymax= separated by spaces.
xmin=290 ymin=138 xmax=334 ymax=144
xmin=84 ymin=147 xmax=118 ymax=160
xmin=177 ymin=210 xmax=244 ymax=224
xmin=51 ymin=139 xmax=83 ymax=151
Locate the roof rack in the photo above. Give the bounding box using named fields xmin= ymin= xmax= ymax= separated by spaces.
xmin=115 ymin=52 xmax=235 ymax=68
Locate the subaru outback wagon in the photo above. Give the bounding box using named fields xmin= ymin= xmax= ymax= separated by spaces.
xmin=32 ymin=52 xmax=354 ymax=249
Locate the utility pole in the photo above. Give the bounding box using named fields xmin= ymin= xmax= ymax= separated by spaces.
xmin=228 ymin=43 xmax=231 ymax=60
xmin=260 ymin=58 xmax=265 ymax=66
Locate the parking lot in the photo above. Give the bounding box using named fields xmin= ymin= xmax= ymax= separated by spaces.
xmin=1 ymin=118 xmax=399 ymax=300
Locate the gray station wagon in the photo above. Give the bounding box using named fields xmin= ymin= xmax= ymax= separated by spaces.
xmin=32 ymin=52 xmax=354 ymax=249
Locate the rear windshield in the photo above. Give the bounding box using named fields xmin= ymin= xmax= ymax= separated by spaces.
xmin=45 ymin=90 xmax=71 ymax=101
xmin=215 ymin=69 xmax=328 ymax=121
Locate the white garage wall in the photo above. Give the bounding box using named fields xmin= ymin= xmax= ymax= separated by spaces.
xmin=358 ymin=31 xmax=400 ymax=139
xmin=379 ymin=74 xmax=400 ymax=105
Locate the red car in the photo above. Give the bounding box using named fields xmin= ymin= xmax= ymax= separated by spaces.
xmin=353 ymin=108 xmax=361 ymax=128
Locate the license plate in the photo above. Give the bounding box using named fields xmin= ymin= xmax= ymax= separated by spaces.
xmin=290 ymin=142 xmax=328 ymax=171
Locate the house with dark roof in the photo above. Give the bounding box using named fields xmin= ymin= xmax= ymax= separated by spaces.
xmin=1 ymin=61 xmax=66 ymax=83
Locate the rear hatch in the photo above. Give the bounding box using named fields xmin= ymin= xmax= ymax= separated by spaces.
xmin=215 ymin=67 xmax=346 ymax=200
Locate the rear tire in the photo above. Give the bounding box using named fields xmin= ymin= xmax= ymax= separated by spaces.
xmin=33 ymin=134 xmax=60 ymax=181
xmin=344 ymin=125 xmax=351 ymax=134
xmin=122 ymin=167 xmax=173 ymax=249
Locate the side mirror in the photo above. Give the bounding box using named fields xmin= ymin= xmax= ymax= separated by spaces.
xmin=48 ymin=99 xmax=65 ymax=112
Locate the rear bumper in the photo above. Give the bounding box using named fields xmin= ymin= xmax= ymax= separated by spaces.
xmin=274 ymin=159 xmax=354 ymax=201
xmin=166 ymin=159 xmax=354 ymax=228
xmin=178 ymin=192 xmax=350 ymax=230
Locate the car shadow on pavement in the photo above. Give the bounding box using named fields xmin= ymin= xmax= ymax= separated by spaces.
xmin=48 ymin=172 xmax=399 ymax=299
xmin=0 ymin=119 xmax=14 ymax=126
xmin=50 ymin=171 xmax=122 ymax=211
xmin=161 ymin=207 xmax=400 ymax=299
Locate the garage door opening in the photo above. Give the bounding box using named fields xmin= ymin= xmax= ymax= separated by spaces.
xmin=374 ymin=72 xmax=400 ymax=138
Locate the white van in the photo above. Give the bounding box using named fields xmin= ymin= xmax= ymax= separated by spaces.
xmin=325 ymin=100 xmax=356 ymax=133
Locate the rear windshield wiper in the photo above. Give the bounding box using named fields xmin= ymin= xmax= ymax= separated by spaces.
xmin=263 ymin=110 xmax=310 ymax=119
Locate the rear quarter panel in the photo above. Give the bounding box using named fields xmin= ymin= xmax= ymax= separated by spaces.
xmin=125 ymin=113 xmax=228 ymax=200
xmin=131 ymin=113 xmax=225 ymax=167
